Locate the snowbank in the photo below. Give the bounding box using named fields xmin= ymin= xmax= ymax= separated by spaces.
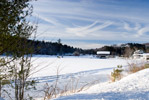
xmin=53 ymin=69 xmax=149 ymax=100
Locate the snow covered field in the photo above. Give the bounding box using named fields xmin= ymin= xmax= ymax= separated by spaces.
xmin=30 ymin=55 xmax=135 ymax=88
xmin=30 ymin=55 xmax=141 ymax=78
xmin=20 ymin=55 xmax=147 ymax=100
xmin=3 ymin=55 xmax=149 ymax=100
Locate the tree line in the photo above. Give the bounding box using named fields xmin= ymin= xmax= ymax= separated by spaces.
xmin=3 ymin=37 xmax=148 ymax=57
xmin=28 ymin=39 xmax=82 ymax=55
xmin=82 ymin=43 xmax=148 ymax=57
xmin=26 ymin=40 xmax=149 ymax=57
xmin=1 ymin=34 xmax=148 ymax=57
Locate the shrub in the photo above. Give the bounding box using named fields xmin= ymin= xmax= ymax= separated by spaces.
xmin=73 ymin=51 xmax=80 ymax=56
xmin=144 ymin=64 xmax=149 ymax=68
xmin=111 ymin=65 xmax=123 ymax=82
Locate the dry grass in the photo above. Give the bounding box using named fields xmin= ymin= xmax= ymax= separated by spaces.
xmin=42 ymin=66 xmax=99 ymax=100
xmin=110 ymin=63 xmax=149 ymax=82
xmin=127 ymin=63 xmax=149 ymax=74
xmin=43 ymin=78 xmax=98 ymax=100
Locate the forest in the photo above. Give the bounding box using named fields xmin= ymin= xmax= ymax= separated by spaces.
xmin=27 ymin=39 xmax=149 ymax=57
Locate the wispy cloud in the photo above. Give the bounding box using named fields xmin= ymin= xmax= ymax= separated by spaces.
xmin=136 ymin=26 xmax=149 ymax=37
xmin=122 ymin=21 xmax=149 ymax=38
xmin=31 ymin=0 xmax=149 ymax=48
xmin=33 ymin=13 xmax=61 ymax=26
xmin=123 ymin=22 xmax=141 ymax=31
xmin=66 ymin=21 xmax=113 ymax=36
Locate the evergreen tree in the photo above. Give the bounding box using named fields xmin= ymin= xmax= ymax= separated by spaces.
xmin=0 ymin=0 xmax=36 ymax=99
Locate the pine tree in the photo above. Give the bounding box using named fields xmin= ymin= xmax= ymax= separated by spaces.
xmin=0 ymin=0 xmax=37 ymax=99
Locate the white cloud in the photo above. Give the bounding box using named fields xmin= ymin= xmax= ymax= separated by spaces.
xmin=134 ymin=23 xmax=141 ymax=30
xmin=85 ymin=21 xmax=113 ymax=33
xmin=33 ymin=13 xmax=61 ymax=26
xmin=30 ymin=0 xmax=149 ymax=47
xmin=136 ymin=26 xmax=149 ymax=37
xmin=124 ymin=22 xmax=141 ymax=31
xmin=66 ymin=21 xmax=113 ymax=37
xmin=32 ymin=0 xmax=149 ymax=24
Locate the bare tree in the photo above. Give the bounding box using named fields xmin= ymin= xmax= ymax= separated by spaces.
xmin=124 ymin=47 xmax=134 ymax=58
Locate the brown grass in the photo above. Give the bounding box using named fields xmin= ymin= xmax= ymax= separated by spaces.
xmin=110 ymin=63 xmax=149 ymax=82
xmin=127 ymin=63 xmax=149 ymax=74
xmin=43 ymin=77 xmax=98 ymax=100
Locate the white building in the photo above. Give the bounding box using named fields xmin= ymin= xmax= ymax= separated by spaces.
xmin=97 ymin=51 xmax=110 ymax=58
xmin=133 ymin=50 xmax=149 ymax=60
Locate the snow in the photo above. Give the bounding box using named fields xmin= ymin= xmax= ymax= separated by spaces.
xmin=27 ymin=55 xmax=147 ymax=100
xmin=1 ymin=55 xmax=149 ymax=100
xmin=30 ymin=55 xmax=137 ymax=78
xmin=29 ymin=56 xmax=133 ymax=99
xmin=53 ymin=69 xmax=149 ymax=100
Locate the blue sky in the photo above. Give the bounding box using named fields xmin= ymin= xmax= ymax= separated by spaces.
xmin=31 ymin=0 xmax=149 ymax=49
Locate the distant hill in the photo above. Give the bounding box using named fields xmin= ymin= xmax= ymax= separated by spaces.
xmin=29 ymin=40 xmax=149 ymax=56
xmin=28 ymin=40 xmax=83 ymax=55
xmin=2 ymin=37 xmax=148 ymax=56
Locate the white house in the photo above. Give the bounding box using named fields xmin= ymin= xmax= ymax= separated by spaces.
xmin=97 ymin=51 xmax=110 ymax=58
xmin=133 ymin=50 xmax=149 ymax=60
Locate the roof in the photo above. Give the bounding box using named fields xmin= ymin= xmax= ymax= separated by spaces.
xmin=97 ymin=51 xmax=110 ymax=55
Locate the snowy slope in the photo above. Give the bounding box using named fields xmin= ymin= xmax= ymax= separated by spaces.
xmin=29 ymin=56 xmax=147 ymax=99
xmin=53 ymin=68 xmax=149 ymax=100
